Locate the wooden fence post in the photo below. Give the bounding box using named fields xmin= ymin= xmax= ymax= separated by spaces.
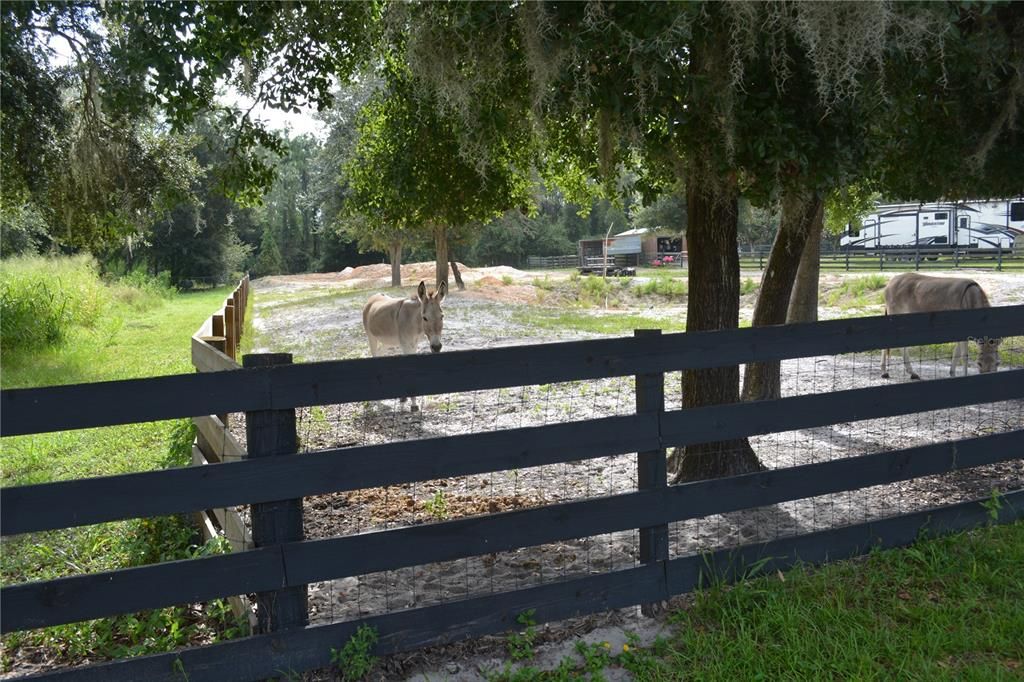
xmin=209 ymin=333 xmax=230 ymax=429
xmin=635 ymin=329 xmax=668 ymax=617
xmin=233 ymin=288 xmax=242 ymax=330
xmin=243 ymin=352 xmax=308 ymax=634
xmin=224 ymin=302 xmax=236 ymax=359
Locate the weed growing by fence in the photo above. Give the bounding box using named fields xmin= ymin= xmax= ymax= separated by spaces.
xmin=506 ymin=610 xmax=538 ymax=661
xmin=330 ymin=625 xmax=379 ymax=681
xmin=424 ymin=490 xmax=450 ymax=520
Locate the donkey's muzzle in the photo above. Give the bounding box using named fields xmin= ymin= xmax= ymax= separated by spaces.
xmin=430 ymin=344 xmax=442 ymax=353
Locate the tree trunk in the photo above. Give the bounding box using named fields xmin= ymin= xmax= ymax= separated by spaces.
xmin=787 ymin=200 xmax=824 ymax=324
xmin=389 ymin=240 xmax=403 ymax=288
xmin=434 ymin=224 xmax=450 ymax=289
xmin=668 ymin=179 xmax=765 ymax=483
xmin=742 ymin=190 xmax=823 ymax=402
xmin=448 ymin=249 xmax=464 ymax=292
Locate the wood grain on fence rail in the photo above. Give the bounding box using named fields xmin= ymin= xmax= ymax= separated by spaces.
xmin=4 ymin=304 xmax=1023 ymax=437
xmin=22 ymin=491 xmax=1023 ymax=682
xmin=4 ymin=429 xmax=1020 ymax=634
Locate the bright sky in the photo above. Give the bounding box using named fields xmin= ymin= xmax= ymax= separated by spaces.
xmin=45 ymin=26 xmax=328 ymax=140
xmin=222 ymin=90 xmax=328 ymax=140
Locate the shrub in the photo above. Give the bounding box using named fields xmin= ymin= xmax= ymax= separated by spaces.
xmin=0 ymin=254 xmax=108 ymax=355
xmin=636 ymin=276 xmax=687 ymax=297
xmin=109 ymin=268 xmax=176 ymax=309
xmin=580 ymin=275 xmax=613 ymax=299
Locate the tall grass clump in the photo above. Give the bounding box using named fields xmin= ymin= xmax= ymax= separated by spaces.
xmin=826 ymin=274 xmax=888 ymax=308
xmin=0 ymin=255 xmax=108 ymax=356
xmin=636 ymin=276 xmax=687 ymax=298
xmin=107 ymin=268 xmax=176 ymax=310
xmin=575 ymin=275 xmax=618 ymax=306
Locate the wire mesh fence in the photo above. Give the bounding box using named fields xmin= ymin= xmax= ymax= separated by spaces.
xmin=216 ymin=334 xmax=1024 ymax=627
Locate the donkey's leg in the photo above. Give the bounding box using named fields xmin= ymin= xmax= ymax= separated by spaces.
xmin=364 ymin=335 xmax=382 ymax=414
xmin=901 ymin=347 xmax=920 ymax=380
xmin=399 ymin=339 xmax=419 ymax=412
xmin=950 ymin=341 xmax=963 ymax=376
xmin=881 ymin=348 xmax=890 ymax=379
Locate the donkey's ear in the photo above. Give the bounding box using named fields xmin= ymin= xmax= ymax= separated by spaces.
xmin=417 ymin=281 xmax=427 ymax=301
xmin=435 ymin=280 xmax=447 ymax=302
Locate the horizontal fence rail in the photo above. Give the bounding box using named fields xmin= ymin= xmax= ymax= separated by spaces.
xmin=743 ymin=246 xmax=1024 ymax=271
xmin=20 ymin=491 xmax=1024 ymax=682
xmin=525 ymin=254 xmax=578 ymax=268
xmin=3 ymin=303 xmax=1023 ymax=681
xmin=4 ymin=369 xmax=1023 ymax=537
xmin=4 ymin=427 xmax=1022 ymax=634
xmin=4 ymin=305 xmax=1023 ymax=437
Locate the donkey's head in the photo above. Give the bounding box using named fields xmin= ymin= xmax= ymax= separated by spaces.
xmin=974 ymin=336 xmax=1002 ymax=374
xmin=417 ymin=280 xmax=447 ymax=353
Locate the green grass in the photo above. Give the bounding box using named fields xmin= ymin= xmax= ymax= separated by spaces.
xmin=824 ymin=273 xmax=888 ymax=309
xmin=2 ymin=284 xmax=236 ymax=485
xmin=0 ymin=263 xmax=248 ymax=672
xmin=635 ymin=275 xmax=687 ymax=298
xmin=1 ymin=286 xmax=232 ymax=391
xmin=260 ymin=286 xmax=370 ymax=312
xmin=0 ymin=254 xmax=110 ymax=356
xmin=667 ymin=521 xmax=1024 ymax=680
xmin=513 ymin=309 xmax=687 ymax=335
xmin=489 ymin=521 xmax=1024 ymax=680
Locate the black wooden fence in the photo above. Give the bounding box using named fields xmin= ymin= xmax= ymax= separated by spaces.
xmin=3 ymin=305 xmax=1024 ymax=681
xmin=743 ymin=245 xmax=1024 ymax=271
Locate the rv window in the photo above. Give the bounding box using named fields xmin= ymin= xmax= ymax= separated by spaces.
xmin=848 ymin=223 xmax=859 ymax=238
xmin=959 ymin=217 xmax=968 ymax=229
xmin=1011 ymin=202 xmax=1024 ymax=221
xmin=934 ymin=212 xmax=948 ymax=220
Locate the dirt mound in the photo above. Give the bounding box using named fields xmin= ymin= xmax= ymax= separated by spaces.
xmin=475 ymin=275 xmax=506 ymax=287
xmin=338 ymin=263 xmax=393 ymax=281
xmin=254 ymin=262 xmax=548 ymax=304
xmin=339 ymin=261 xmax=476 ymax=285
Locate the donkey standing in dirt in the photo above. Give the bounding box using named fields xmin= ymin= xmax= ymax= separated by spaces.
xmin=362 ymin=280 xmax=447 ymax=411
xmin=881 ymin=273 xmax=1001 ymax=380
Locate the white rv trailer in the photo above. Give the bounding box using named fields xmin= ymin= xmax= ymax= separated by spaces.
xmin=840 ymin=198 xmax=1024 ymax=251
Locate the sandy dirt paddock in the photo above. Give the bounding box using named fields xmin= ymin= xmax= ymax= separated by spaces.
xmin=237 ymin=263 xmax=1023 ymax=679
